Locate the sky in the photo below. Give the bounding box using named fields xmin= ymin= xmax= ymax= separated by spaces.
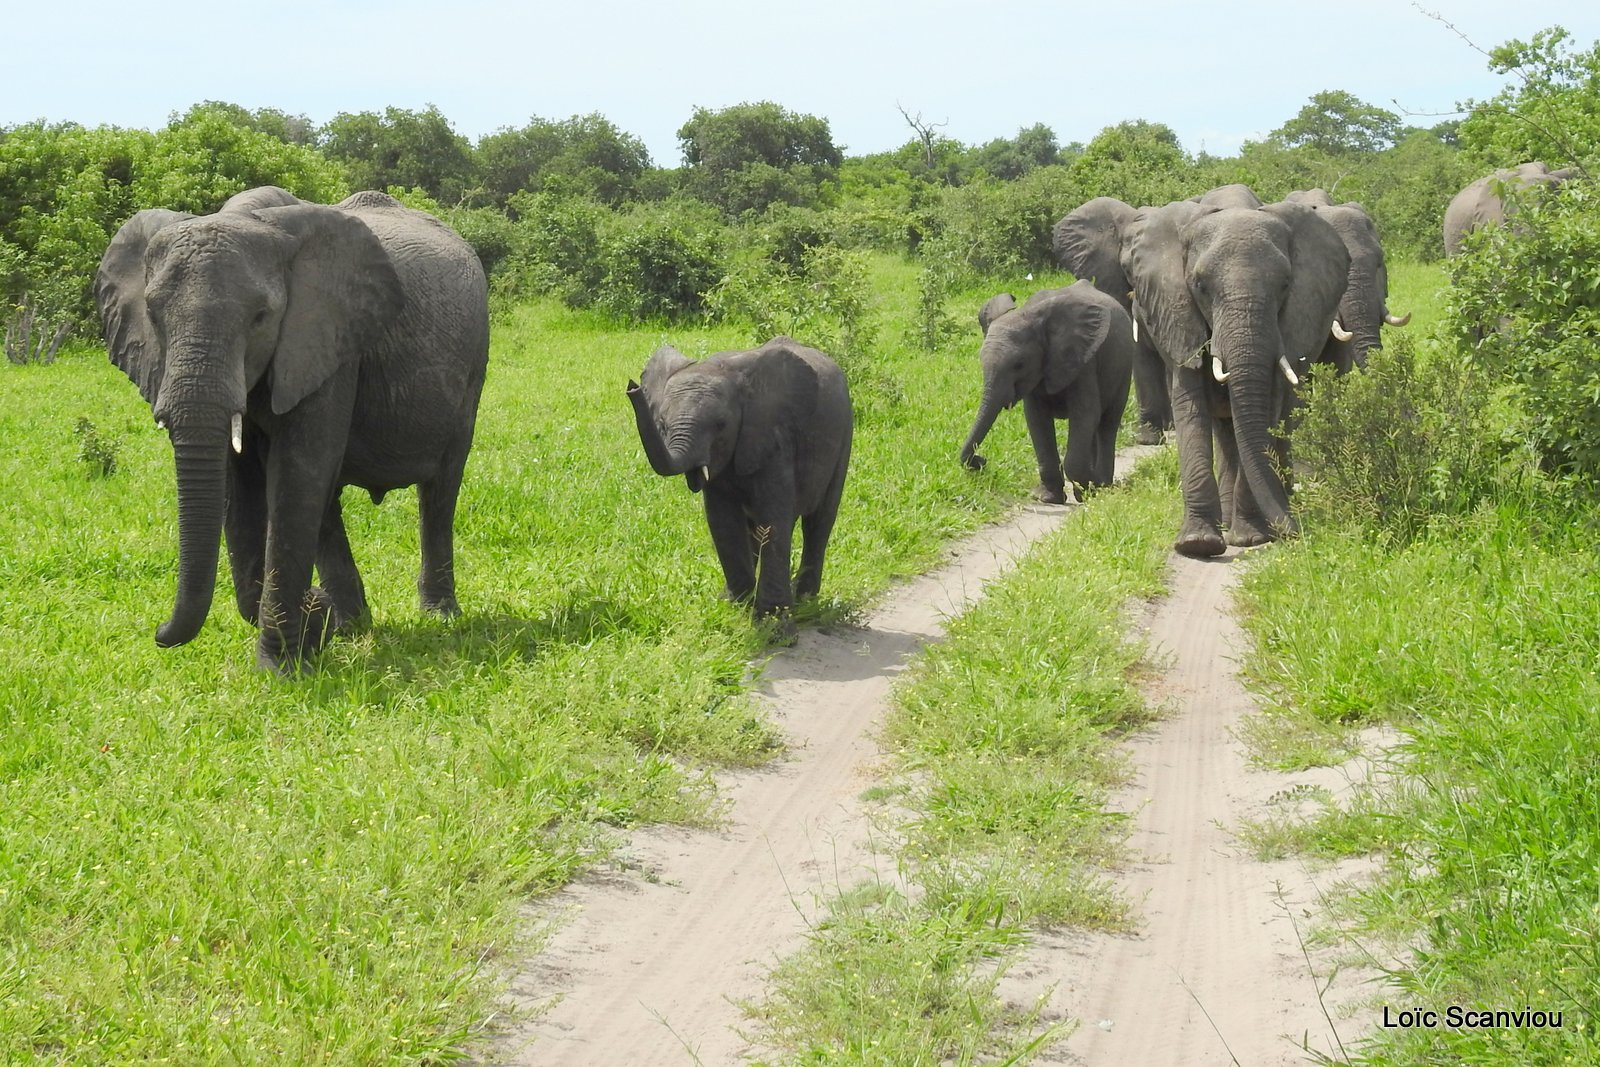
xmin=7 ymin=1 xmax=1600 ymax=165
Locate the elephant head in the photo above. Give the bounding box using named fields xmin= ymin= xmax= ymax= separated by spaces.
xmin=1129 ymin=201 xmax=1349 ymax=534
xmin=959 ymin=281 xmax=1117 ymax=469
xmin=95 ymin=204 xmax=404 ymax=647
xmin=978 ymin=292 xmax=1017 ymax=336
xmin=1053 ymin=197 xmax=1138 ymax=315
xmin=1303 ymin=199 xmax=1410 ymax=372
xmin=626 ymin=341 xmax=821 ymax=493
xmin=1444 ymin=161 xmax=1577 ymax=257
xmin=1191 ymin=183 xmax=1264 ymax=210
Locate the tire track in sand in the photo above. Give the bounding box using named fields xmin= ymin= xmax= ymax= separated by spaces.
xmin=482 ymin=447 xmax=1160 ymax=1066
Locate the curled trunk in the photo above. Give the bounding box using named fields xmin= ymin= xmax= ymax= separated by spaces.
xmin=627 ymin=384 xmax=691 ymax=476
xmin=959 ymin=386 xmax=1004 ymax=468
xmin=157 ymin=421 xmax=229 ymax=646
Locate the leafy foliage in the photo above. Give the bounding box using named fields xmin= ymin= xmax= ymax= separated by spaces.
xmin=1459 ymin=25 xmax=1600 ymax=169
xmin=677 ymin=102 xmax=842 ymax=215
xmin=475 ymin=113 xmax=651 ymax=207
xmin=1270 ymin=89 xmax=1401 ymax=155
xmin=319 ymin=105 xmax=476 ymax=206
xmin=595 ymin=202 xmax=726 ymax=321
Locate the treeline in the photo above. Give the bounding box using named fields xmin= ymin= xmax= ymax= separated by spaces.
xmin=1 ymin=25 xmax=1595 ymax=335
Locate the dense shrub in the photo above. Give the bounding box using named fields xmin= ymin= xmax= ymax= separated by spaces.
xmin=921 ymin=166 xmax=1083 ymax=279
xmin=1448 ymin=178 xmax=1600 ymax=483
xmin=708 ymin=243 xmax=876 ymax=364
xmin=594 ymin=203 xmax=727 ymax=321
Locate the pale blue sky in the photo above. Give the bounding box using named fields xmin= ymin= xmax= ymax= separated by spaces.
xmin=7 ymin=1 xmax=1600 ymax=163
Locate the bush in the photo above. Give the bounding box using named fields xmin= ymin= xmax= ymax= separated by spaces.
xmin=707 ymin=244 xmax=876 ymax=364
xmin=920 ymin=167 xmax=1083 ymax=279
xmin=1447 ymin=178 xmax=1600 ymax=483
xmin=1288 ymin=334 xmax=1536 ymax=542
xmin=594 ymin=204 xmax=726 ymax=322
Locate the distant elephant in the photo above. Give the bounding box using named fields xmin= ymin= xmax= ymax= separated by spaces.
xmin=1126 ymin=200 xmax=1349 ymax=554
xmin=626 ymin=337 xmax=852 ymax=622
xmin=96 ymin=187 xmax=489 ymax=670
xmin=958 ymin=280 xmax=1134 ymax=502
xmin=1053 ymin=197 xmax=1171 ymax=444
xmin=1285 ymin=194 xmax=1411 ymax=373
xmin=978 ymin=292 xmax=1017 ymax=336
xmin=1443 ymin=162 xmax=1575 ymax=257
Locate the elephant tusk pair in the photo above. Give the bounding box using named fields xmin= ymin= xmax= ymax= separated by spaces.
xmin=231 ymin=413 xmax=242 ymax=454
xmin=1278 ymin=355 xmax=1300 ymax=387
xmin=1385 ymin=311 xmax=1412 ymax=326
xmin=1331 ymin=319 xmax=1355 ymax=342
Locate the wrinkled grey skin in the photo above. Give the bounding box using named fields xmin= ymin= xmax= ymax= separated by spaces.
xmin=1191 ymin=183 xmax=1265 ymax=209
xmin=958 ymin=280 xmax=1134 ymax=502
xmin=1283 ymin=192 xmax=1410 ymax=372
xmin=1126 ymin=201 xmax=1349 ymax=555
xmin=1443 ymin=162 xmax=1575 ymax=257
xmin=627 ymin=337 xmax=852 ymax=622
xmin=96 ymin=187 xmax=489 ymax=671
xmin=1053 ymin=197 xmax=1171 ymax=444
xmin=978 ymin=292 xmax=1017 ymax=336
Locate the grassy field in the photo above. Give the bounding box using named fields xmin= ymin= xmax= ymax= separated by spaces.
xmin=0 ymin=254 xmax=1090 ymax=1063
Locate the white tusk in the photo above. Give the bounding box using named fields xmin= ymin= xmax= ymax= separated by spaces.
xmin=1278 ymin=355 xmax=1300 ymax=386
xmin=1385 ymin=311 xmax=1412 ymax=327
xmin=231 ymin=413 xmax=243 ymax=454
xmin=156 ymin=418 xmax=167 ymax=431
xmin=1331 ymin=319 xmax=1354 ymax=342
xmin=1212 ymin=358 xmax=1230 ymax=383
xmin=1132 ymin=317 xmax=1139 ymax=342
xmin=701 ymin=465 xmax=710 ymax=484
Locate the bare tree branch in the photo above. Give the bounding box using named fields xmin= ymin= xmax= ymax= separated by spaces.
xmin=895 ymin=102 xmax=948 ymax=172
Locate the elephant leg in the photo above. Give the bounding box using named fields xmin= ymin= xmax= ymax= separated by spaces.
xmin=752 ymin=516 xmax=797 ymax=620
xmin=316 ymin=490 xmax=369 ymax=631
xmin=224 ymin=444 xmax=268 ymax=625
xmin=1214 ymin=419 xmax=1238 ymax=530
xmin=259 ymin=458 xmax=342 ymax=670
xmin=1023 ymin=393 xmax=1069 ymax=504
xmin=1060 ymin=388 xmax=1099 ymax=495
xmin=1132 ymin=340 xmax=1172 ymax=442
xmin=795 ymin=459 xmax=847 ymax=601
xmin=1170 ymin=365 xmax=1226 ymax=557
xmin=416 ymin=459 xmax=466 ymax=617
xmin=704 ymin=491 xmax=756 ymax=603
xmin=1093 ymin=403 xmax=1122 ymax=487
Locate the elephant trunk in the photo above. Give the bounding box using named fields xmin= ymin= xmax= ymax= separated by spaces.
xmin=157 ymin=418 xmax=230 ymax=647
xmin=627 ymin=382 xmax=692 ymax=476
xmin=959 ymin=385 xmax=1005 ymax=469
xmin=1227 ymin=359 xmax=1296 ymax=537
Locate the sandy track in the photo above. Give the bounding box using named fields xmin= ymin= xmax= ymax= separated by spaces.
xmin=484 ymin=449 xmax=1156 ymax=1066
xmin=1001 ymin=548 xmax=1378 ymax=1066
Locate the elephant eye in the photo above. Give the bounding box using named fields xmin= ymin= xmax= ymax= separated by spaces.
xmin=252 ymin=308 xmax=269 ymax=327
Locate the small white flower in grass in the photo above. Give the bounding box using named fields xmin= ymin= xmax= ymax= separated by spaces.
xmin=1098 ymin=1018 xmax=1114 ymax=1031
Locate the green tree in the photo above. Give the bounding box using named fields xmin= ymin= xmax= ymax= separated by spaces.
xmin=476 ymin=113 xmax=650 ymax=207
xmin=1271 ymin=90 xmax=1401 ymax=155
xmin=677 ymin=102 xmax=843 ymax=215
xmin=172 ymin=101 xmax=316 ymax=145
xmin=319 ymin=105 xmax=477 ymax=205
xmin=1066 ymin=120 xmax=1194 ymax=206
xmin=1458 ymin=25 xmax=1600 ymax=169
xmin=972 ymin=123 xmax=1060 ymax=180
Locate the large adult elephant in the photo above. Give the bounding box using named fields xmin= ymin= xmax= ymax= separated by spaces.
xmin=1285 ymin=193 xmax=1410 ymax=373
xmin=1053 ymin=197 xmax=1171 ymax=444
xmin=1126 ymin=200 xmax=1349 ymax=555
xmin=96 ymin=187 xmax=489 ymax=670
xmin=1443 ymin=162 xmax=1575 ymax=257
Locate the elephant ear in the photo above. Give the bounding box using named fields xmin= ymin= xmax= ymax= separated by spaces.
xmin=977 ymin=293 xmax=1017 ymax=336
xmin=1053 ymin=197 xmax=1134 ymax=301
xmin=1130 ymin=202 xmax=1209 ymax=369
xmin=639 ymin=343 xmax=693 ymax=407
xmin=735 ymin=339 xmax=821 ymax=478
xmin=1039 ymin=282 xmax=1114 ymax=394
xmin=254 ymin=204 xmax=404 ymax=415
xmin=95 ymin=208 xmax=196 ymax=408
xmin=1263 ymin=201 xmax=1351 ymax=363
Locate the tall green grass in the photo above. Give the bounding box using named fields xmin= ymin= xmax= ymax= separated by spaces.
xmin=749 ymin=451 xmax=1180 ymax=1064
xmin=0 ymin=254 xmax=1073 ymax=1062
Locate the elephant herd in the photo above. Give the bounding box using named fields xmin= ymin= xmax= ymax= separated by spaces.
xmin=94 ymin=165 xmax=1564 ymax=669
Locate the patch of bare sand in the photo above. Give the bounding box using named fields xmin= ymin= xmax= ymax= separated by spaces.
xmin=997 ymin=549 xmax=1387 ymax=1066
xmin=482 ymin=446 xmax=1163 ymax=1066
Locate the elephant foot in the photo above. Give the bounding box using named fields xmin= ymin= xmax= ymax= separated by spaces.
xmin=754 ymin=604 xmax=798 ymax=646
xmin=720 ymin=584 xmax=755 ymax=604
xmin=1226 ymin=519 xmax=1273 ymax=548
xmin=421 ymin=593 xmax=461 ymax=617
xmin=1031 ymin=483 xmax=1071 ymax=506
xmin=1134 ymin=423 xmax=1166 ymax=446
xmin=256 ymin=588 xmax=339 ymax=673
xmin=1174 ymin=516 xmax=1226 ymax=558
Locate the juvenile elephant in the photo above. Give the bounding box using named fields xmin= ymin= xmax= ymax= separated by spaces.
xmin=958 ymin=280 xmax=1134 ymax=502
xmin=1054 ymin=197 xmax=1171 ymax=443
xmin=626 ymin=337 xmax=852 ymax=622
xmin=96 ymin=187 xmax=489 ymax=670
xmin=1443 ymin=162 xmax=1575 ymax=257
xmin=978 ymin=292 xmax=1017 ymax=336
xmin=1126 ymin=200 xmax=1349 ymax=554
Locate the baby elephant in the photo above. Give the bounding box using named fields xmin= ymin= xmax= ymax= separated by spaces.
xmin=959 ymin=280 xmax=1134 ymax=502
xmin=627 ymin=337 xmax=853 ymax=622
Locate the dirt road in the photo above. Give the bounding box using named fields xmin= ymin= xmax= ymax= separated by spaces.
xmin=485 ymin=455 xmax=1377 ymax=1066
